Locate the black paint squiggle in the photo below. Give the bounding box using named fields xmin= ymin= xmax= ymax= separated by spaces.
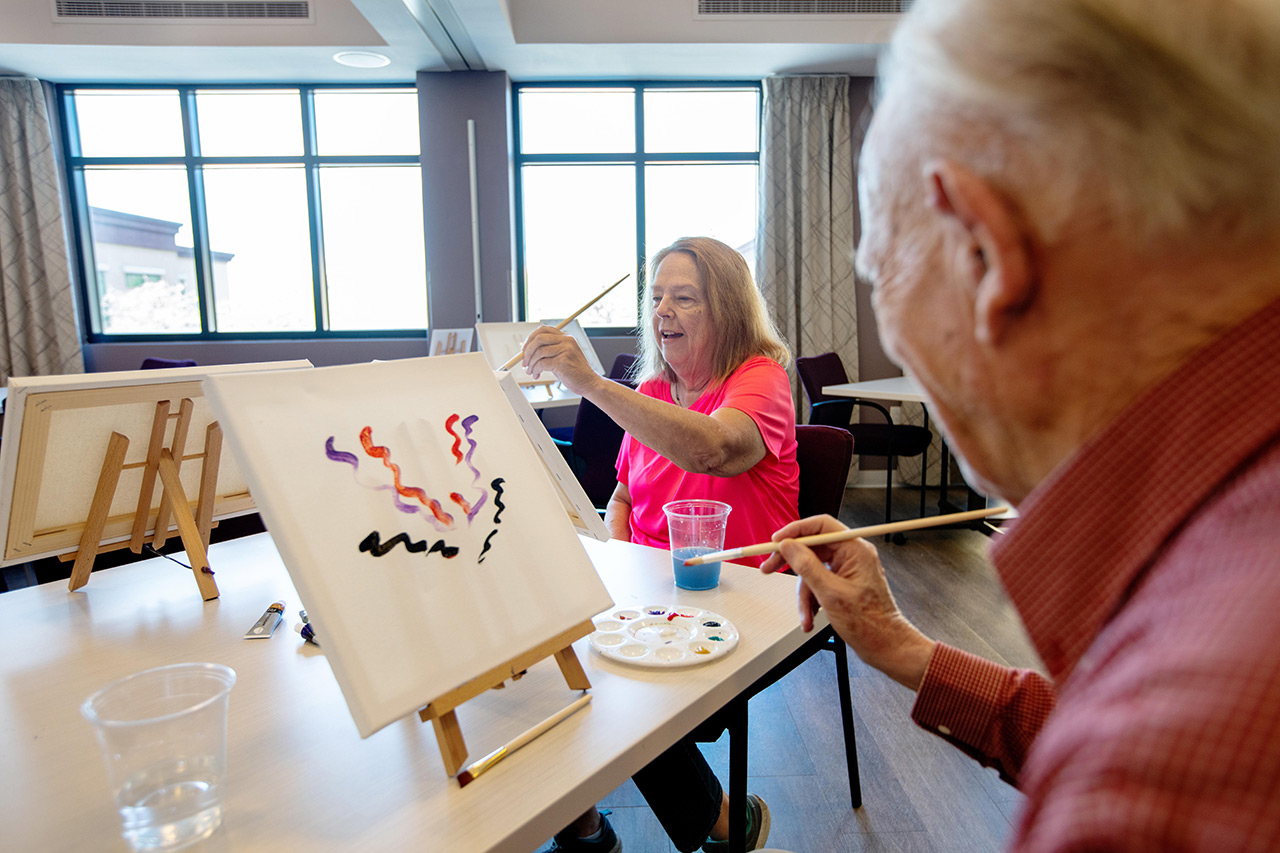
xmin=477 ymin=529 xmax=500 ymax=563
xmin=491 ymin=478 xmax=506 ymax=524
xmin=359 ymin=531 xmax=458 ymax=559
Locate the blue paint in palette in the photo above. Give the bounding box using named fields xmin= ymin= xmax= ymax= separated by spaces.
xmin=672 ymin=546 xmax=721 ymax=590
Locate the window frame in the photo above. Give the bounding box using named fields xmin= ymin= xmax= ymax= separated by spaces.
xmin=56 ymin=82 xmax=424 ymax=342
xmin=512 ymin=80 xmax=762 ymax=336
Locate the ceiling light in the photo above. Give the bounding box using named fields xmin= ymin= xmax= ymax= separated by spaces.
xmin=333 ymin=51 xmax=391 ymax=69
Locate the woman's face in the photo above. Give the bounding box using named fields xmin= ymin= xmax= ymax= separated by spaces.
xmin=650 ymin=251 xmax=715 ymax=381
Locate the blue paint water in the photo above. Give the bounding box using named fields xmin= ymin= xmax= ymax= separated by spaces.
xmin=673 ymin=546 xmax=721 ymax=590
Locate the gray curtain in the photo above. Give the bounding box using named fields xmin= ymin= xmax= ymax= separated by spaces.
xmin=756 ymin=75 xmax=859 ymax=416
xmin=0 ymin=78 xmax=83 ymax=384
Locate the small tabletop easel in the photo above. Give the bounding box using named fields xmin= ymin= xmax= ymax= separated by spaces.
xmin=418 ymin=618 xmax=593 ymax=775
xmin=64 ymin=397 xmax=224 ymax=600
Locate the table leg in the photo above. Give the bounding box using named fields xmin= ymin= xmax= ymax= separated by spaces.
xmin=729 ymin=698 xmax=748 ymax=852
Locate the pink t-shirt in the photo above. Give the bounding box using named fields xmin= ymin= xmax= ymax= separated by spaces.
xmin=615 ymin=356 xmax=799 ymax=567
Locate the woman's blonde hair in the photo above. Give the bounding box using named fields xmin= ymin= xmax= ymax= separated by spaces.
xmin=636 ymin=236 xmax=790 ymax=385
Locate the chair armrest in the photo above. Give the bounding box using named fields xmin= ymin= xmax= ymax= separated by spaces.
xmin=809 ymin=399 xmax=854 ymax=428
xmin=847 ymin=398 xmax=894 ymax=424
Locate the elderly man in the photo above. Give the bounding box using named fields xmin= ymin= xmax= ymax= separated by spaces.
xmin=763 ymin=0 xmax=1280 ymax=848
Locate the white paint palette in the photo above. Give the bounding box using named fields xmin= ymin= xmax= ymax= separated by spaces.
xmin=588 ymin=605 xmax=739 ymax=668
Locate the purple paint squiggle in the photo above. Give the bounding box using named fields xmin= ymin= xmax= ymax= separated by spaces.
xmin=458 ymin=414 xmax=488 ymax=521
xmin=324 ymin=437 xmax=437 ymax=518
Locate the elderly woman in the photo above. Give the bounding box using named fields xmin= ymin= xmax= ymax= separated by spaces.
xmin=523 ymin=236 xmax=798 ymax=566
xmin=520 ymin=236 xmax=797 ymax=853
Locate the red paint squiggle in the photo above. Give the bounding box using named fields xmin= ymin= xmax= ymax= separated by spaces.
xmin=359 ymin=427 xmax=454 ymax=526
xmin=445 ymin=414 xmax=464 ymax=463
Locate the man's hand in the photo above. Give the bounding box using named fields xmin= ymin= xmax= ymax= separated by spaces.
xmin=761 ymin=515 xmax=937 ymax=691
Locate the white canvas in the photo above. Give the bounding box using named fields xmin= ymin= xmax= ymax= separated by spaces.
xmin=475 ymin=320 xmax=605 ymax=382
xmin=0 ymin=360 xmax=311 ymax=566
xmin=204 ymin=354 xmax=614 ymax=738
xmin=429 ymin=327 xmax=473 ymax=356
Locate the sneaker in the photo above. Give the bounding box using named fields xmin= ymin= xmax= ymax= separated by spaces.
xmin=702 ymin=793 xmax=771 ymax=852
xmin=548 ymin=810 xmax=622 ymax=853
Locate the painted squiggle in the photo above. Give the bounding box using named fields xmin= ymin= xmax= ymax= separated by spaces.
xmin=491 ymin=477 xmax=506 ymax=524
xmin=325 ymin=437 xmax=420 ymax=515
xmin=460 ymin=415 xmax=483 ymax=484
xmin=359 ymin=531 xmax=458 ymax=559
xmin=360 ymin=427 xmax=455 ymax=527
xmin=445 ymin=414 xmax=464 ymax=463
xmin=477 ymin=529 xmax=499 ymax=563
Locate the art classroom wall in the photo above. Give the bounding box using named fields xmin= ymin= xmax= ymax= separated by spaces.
xmin=205 ymin=353 xmax=614 ymax=738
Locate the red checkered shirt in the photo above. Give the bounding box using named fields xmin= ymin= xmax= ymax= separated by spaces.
xmin=911 ymin=296 xmax=1280 ymax=851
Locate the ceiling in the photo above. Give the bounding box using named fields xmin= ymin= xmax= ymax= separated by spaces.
xmin=0 ymin=0 xmax=897 ymax=84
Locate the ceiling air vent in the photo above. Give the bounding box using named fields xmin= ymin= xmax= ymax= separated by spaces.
xmin=53 ymin=1 xmax=312 ymax=22
xmin=697 ymin=0 xmax=909 ymax=14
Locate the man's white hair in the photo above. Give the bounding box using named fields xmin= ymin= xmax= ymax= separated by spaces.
xmin=880 ymin=0 xmax=1280 ymax=248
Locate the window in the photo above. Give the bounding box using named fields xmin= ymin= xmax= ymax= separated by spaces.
xmin=514 ymin=83 xmax=761 ymax=331
xmin=60 ymin=85 xmax=426 ymax=339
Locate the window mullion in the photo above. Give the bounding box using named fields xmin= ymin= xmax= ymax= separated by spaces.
xmin=300 ymin=88 xmax=329 ymax=333
xmin=181 ymin=88 xmax=217 ymax=333
xmin=634 ymin=86 xmax=647 ymax=312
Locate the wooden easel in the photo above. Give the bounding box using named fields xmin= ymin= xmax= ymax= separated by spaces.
xmin=64 ymin=397 xmax=224 ymax=600
xmin=418 ymin=619 xmax=594 ymax=775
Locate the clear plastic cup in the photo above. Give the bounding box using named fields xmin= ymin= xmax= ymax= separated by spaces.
xmin=81 ymin=662 xmax=236 ymax=851
xmin=663 ymin=499 xmax=732 ymax=590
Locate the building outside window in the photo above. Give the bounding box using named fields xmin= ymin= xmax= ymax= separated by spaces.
xmin=59 ymin=85 xmax=426 ymax=339
xmin=514 ymin=83 xmax=761 ymax=332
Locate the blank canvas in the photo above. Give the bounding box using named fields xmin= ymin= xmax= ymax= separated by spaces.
xmin=204 ymin=354 xmax=614 ymax=738
xmin=475 ymin=320 xmax=605 ymax=382
xmin=0 ymin=361 xmax=311 ymax=566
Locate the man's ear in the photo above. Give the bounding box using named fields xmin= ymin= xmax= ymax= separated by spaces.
xmin=923 ymin=159 xmax=1035 ymax=346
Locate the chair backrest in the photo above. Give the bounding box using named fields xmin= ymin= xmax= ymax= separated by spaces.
xmin=572 ymin=380 xmax=629 ymax=508
xmin=608 ymin=352 xmax=639 ymax=384
xmin=795 ymin=424 xmax=854 ymax=518
xmin=795 ymin=352 xmax=850 ymax=406
xmin=140 ymin=357 xmax=197 ymax=370
xmin=794 ymin=353 xmax=853 ymax=427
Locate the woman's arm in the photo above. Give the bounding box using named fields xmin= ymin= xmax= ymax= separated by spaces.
xmin=605 ymin=482 xmax=632 ymax=541
xmin=521 ymin=328 xmax=767 ymax=477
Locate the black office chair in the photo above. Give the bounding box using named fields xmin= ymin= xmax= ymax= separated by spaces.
xmin=551 ymin=379 xmax=632 ymax=511
xmin=795 ymin=353 xmax=932 ymax=537
xmin=608 ymin=352 xmax=638 ymax=382
xmin=724 ymin=423 xmax=862 ymax=833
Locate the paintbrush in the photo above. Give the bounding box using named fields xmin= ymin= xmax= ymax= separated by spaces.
xmin=499 ymin=274 xmax=631 ymax=370
xmin=682 ymin=506 xmax=1012 ymax=566
xmin=456 ymin=692 xmax=592 ymax=787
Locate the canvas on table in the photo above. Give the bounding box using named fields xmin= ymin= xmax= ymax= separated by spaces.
xmin=475 ymin=320 xmax=605 ymax=383
xmin=0 ymin=360 xmax=311 ymax=566
xmin=204 ymin=354 xmax=614 ymax=738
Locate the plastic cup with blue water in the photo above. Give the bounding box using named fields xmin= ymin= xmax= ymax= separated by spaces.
xmin=663 ymin=499 xmax=732 ymax=590
xmin=81 ymin=662 xmax=236 ymax=851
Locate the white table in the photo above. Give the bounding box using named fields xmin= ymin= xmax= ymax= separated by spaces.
xmin=0 ymin=532 xmax=826 ymax=852
xmin=821 ymin=375 xmax=926 ymax=405
xmin=521 ymin=381 xmax=582 ymax=411
xmin=822 ymin=376 xmax=1012 ymax=525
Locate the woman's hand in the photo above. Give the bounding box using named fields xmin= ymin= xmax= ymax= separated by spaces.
xmin=761 ymin=515 xmax=937 ymax=691
xmin=520 ymin=326 xmax=601 ymax=395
